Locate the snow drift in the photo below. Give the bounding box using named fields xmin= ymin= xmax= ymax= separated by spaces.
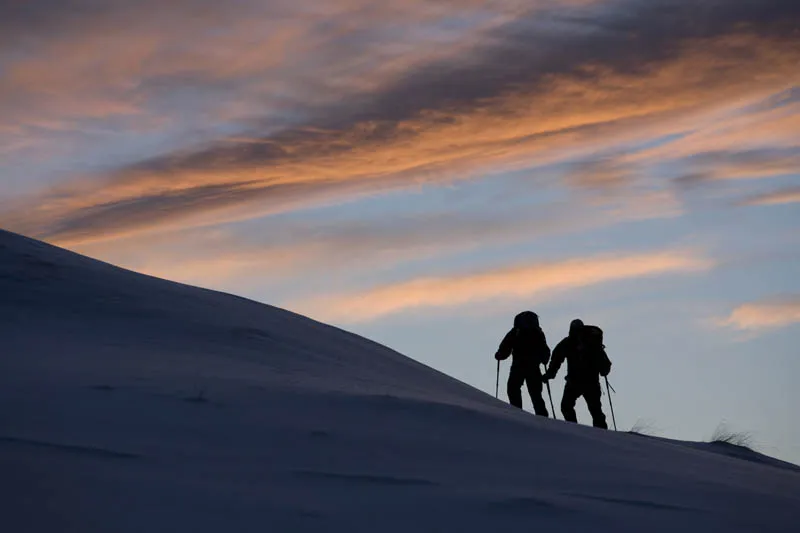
xmin=1 ymin=229 xmax=798 ymax=532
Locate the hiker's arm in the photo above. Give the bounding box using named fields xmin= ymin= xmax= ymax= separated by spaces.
xmin=494 ymin=330 xmax=514 ymax=360
xmin=545 ymin=341 xmax=566 ymax=378
xmin=598 ymin=348 xmax=612 ymax=376
xmin=540 ymin=330 xmax=551 ymax=366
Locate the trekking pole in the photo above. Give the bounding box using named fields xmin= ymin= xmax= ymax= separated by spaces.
xmin=545 ymin=381 xmax=556 ymax=420
xmin=495 ymin=360 xmax=500 ymax=399
xmin=605 ymin=376 xmax=617 ymax=431
xmin=543 ymin=365 xmax=556 ymax=420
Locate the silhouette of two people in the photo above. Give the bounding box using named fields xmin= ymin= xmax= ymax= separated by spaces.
xmin=494 ymin=311 xmax=551 ymax=417
xmin=495 ymin=313 xmax=612 ymax=428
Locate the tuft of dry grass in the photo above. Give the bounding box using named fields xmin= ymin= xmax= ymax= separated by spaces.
xmin=628 ymin=418 xmax=661 ymax=436
xmin=710 ymin=422 xmax=755 ymax=449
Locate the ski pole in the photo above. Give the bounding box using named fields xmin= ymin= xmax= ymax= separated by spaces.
xmin=495 ymin=360 xmax=500 ymax=399
xmin=543 ymin=365 xmax=556 ymax=419
xmin=605 ymin=376 xmax=617 ymax=431
xmin=545 ymin=380 xmax=556 ymax=420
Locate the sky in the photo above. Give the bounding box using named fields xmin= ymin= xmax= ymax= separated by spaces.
xmin=1 ymin=0 xmax=798 ymax=462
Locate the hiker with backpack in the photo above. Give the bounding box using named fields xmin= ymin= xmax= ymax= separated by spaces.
xmin=494 ymin=311 xmax=551 ymax=417
xmin=542 ymin=319 xmax=612 ymax=429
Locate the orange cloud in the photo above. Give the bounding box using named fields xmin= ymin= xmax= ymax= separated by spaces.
xmin=1 ymin=0 xmax=798 ymax=245
xmin=620 ymin=89 xmax=800 ymax=184
xmin=0 ymin=0 xmax=537 ymax=127
xmin=290 ymin=249 xmax=714 ymax=322
xmin=635 ymin=96 xmax=800 ymax=162
xmin=717 ymin=297 xmax=800 ymax=332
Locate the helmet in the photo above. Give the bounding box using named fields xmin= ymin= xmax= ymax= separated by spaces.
xmin=569 ymin=319 xmax=584 ymax=336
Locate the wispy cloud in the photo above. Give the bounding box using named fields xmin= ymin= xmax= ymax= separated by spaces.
xmin=73 ymin=186 xmax=682 ymax=286
xmin=1 ymin=0 xmax=797 ymax=244
xmin=677 ymin=149 xmax=800 ymax=184
xmin=716 ymin=296 xmax=800 ymax=333
xmin=621 ymin=89 xmax=800 ymax=187
xmin=289 ymin=248 xmax=714 ymax=322
xmin=738 ymin=187 xmax=800 ymax=207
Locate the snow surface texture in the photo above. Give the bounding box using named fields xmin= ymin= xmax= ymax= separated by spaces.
xmin=1 ymin=229 xmax=798 ymax=533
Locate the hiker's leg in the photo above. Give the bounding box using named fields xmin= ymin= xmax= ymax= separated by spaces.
xmin=525 ymin=368 xmax=548 ymax=417
xmin=583 ymin=381 xmax=608 ymax=429
xmin=506 ymin=365 xmax=524 ymax=408
xmin=561 ymin=380 xmax=580 ymax=423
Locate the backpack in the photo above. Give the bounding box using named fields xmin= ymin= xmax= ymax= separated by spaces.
xmin=579 ymin=325 xmax=611 ymax=376
xmin=513 ymin=311 xmax=548 ymax=365
xmin=514 ymin=311 xmax=539 ymax=330
xmin=583 ymin=325 xmax=603 ymax=349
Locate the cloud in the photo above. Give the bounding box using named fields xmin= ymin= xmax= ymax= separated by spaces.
xmin=1 ymin=0 xmax=797 ymax=244
xmin=0 ymin=0 xmax=531 ymax=125
xmin=717 ymin=297 xmax=800 ymax=332
xmin=738 ymin=187 xmax=800 ymax=207
xmin=72 ymin=185 xmax=681 ymax=287
xmin=677 ymin=148 xmax=800 ymax=183
xmin=289 ymin=248 xmax=714 ymax=322
xmin=663 ymin=95 xmax=800 ymax=158
xmin=620 ymin=89 xmax=800 ymax=187
xmin=565 ymin=156 xmax=633 ymax=191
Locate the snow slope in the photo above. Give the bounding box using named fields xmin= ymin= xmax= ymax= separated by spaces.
xmin=1 ymin=229 xmax=798 ymax=533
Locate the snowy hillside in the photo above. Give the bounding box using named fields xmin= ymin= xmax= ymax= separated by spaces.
xmin=1 ymin=229 xmax=798 ymax=533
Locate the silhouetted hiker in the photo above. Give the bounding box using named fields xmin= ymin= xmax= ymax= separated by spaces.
xmin=543 ymin=319 xmax=611 ymax=429
xmin=494 ymin=311 xmax=551 ymax=416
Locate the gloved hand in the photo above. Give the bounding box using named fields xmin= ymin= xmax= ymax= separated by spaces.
xmin=494 ymin=352 xmax=504 ymax=361
xmin=542 ymin=370 xmax=554 ymax=382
